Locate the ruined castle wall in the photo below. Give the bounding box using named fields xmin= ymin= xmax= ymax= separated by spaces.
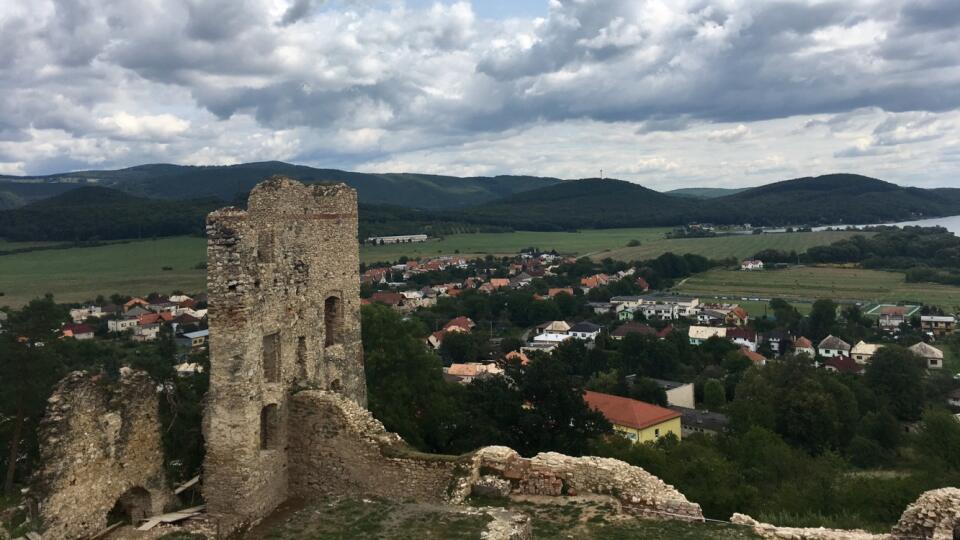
xmin=204 ymin=178 xmax=366 ymax=524
xmin=288 ymin=390 xmax=472 ymax=502
xmin=32 ymin=370 xmax=173 ymax=540
xmin=892 ymin=488 xmax=960 ymax=540
xmin=286 ymin=391 xmax=703 ymax=524
xmin=474 ymin=446 xmax=703 ymax=521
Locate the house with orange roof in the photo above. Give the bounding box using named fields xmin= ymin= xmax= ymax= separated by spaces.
xmin=580 ymin=274 xmax=610 ymax=291
xmin=489 ymin=278 xmax=510 ymax=289
xmin=583 ymin=390 xmax=682 ymax=443
xmin=123 ymin=297 xmax=149 ymax=312
xmin=443 ymin=316 xmax=476 ymax=333
xmin=505 ymin=350 xmax=531 ymax=365
xmin=738 ymin=346 xmax=767 ymax=367
xmin=725 ymin=306 xmax=750 ymax=327
xmin=793 ymin=336 xmax=816 ymax=357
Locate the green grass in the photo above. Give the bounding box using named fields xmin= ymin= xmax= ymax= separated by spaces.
xmin=675 ymin=266 xmax=960 ymax=312
xmin=361 ymin=228 xmax=671 ymax=263
xmin=0 ymin=237 xmax=207 ymax=307
xmin=247 ymin=496 xmax=760 ymax=540
xmin=596 ymin=231 xmax=869 ymax=262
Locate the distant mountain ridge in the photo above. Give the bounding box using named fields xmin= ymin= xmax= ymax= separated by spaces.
xmin=666 ymin=187 xmax=747 ymax=199
xmin=0 ymin=161 xmax=562 ymax=210
xmin=454 ymin=173 xmax=960 ymax=230
xmin=2 ymin=165 xmax=959 ymax=239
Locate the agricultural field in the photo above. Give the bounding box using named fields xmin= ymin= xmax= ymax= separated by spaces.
xmin=0 ymin=228 xmax=893 ymax=308
xmin=676 ymin=266 xmax=960 ymax=313
xmin=595 ymin=230 xmax=870 ymax=262
xmin=0 ymin=237 xmax=207 ymax=307
xmin=360 ymin=227 xmax=671 ymax=263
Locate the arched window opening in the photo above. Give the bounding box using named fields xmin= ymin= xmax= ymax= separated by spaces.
xmin=260 ymin=404 xmax=280 ymax=450
xmin=262 ymin=332 xmax=281 ymax=382
xmin=324 ymin=296 xmax=343 ymax=347
xmin=106 ymin=486 xmax=152 ymax=525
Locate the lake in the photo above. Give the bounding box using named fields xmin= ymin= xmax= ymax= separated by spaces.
xmin=813 ymin=215 xmax=960 ymax=235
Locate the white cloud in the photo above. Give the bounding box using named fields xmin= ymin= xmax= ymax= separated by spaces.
xmin=96 ymin=113 xmax=191 ymax=141
xmin=0 ymin=0 xmax=956 ymax=189
xmin=707 ymin=124 xmax=750 ymax=143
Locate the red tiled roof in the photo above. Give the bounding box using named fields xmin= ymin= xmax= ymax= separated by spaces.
xmin=370 ymin=292 xmax=403 ymax=306
xmin=738 ymin=346 xmax=766 ymax=365
xmin=794 ymin=336 xmax=813 ymax=348
xmin=825 ymin=355 xmax=863 ymax=374
xmin=612 ymin=322 xmax=657 ymax=338
xmin=443 ymin=316 xmax=476 ymax=332
xmin=727 ymin=327 xmax=757 ymax=341
xmin=583 ymin=390 xmax=680 ymax=431
xmin=548 ymin=288 xmax=574 ymax=298
xmin=728 ymin=307 xmax=749 ymax=321
xmin=635 ymin=277 xmax=650 ymax=291
xmin=63 ymin=323 xmax=94 ymax=334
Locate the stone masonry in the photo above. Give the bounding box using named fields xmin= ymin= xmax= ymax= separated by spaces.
xmin=31 ymin=369 xmax=173 ymax=540
xmin=285 ymin=389 xmax=703 ymax=522
xmin=732 ymin=488 xmax=960 ymax=540
xmin=203 ymin=177 xmax=366 ymax=527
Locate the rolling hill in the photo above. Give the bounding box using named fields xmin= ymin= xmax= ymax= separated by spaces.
xmin=454 ymin=178 xmax=699 ymax=230
xmin=1 ymin=162 xmax=562 ymax=210
xmin=450 ymin=174 xmax=960 ymax=230
xmin=701 ymin=174 xmax=960 ymax=226
xmin=0 ymin=186 xmax=220 ymax=242
xmin=666 ymin=187 xmax=747 ymax=199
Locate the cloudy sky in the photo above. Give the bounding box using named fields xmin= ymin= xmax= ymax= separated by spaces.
xmin=1 ymin=0 xmax=959 ymax=189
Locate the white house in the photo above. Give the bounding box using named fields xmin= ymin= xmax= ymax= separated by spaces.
xmin=533 ymin=332 xmax=572 ymax=345
xmin=908 ymin=342 xmax=944 ymax=370
xmin=727 ymin=328 xmax=758 ymax=352
xmin=69 ymin=305 xmax=103 ymax=323
xmin=568 ymin=322 xmax=603 ymax=341
xmin=793 ymin=336 xmax=816 ymax=357
xmin=850 ymin=341 xmax=883 ymax=364
xmin=818 ymin=335 xmax=852 ymax=358
xmin=740 ymin=259 xmax=764 ymax=271
xmin=108 ymin=318 xmax=139 ymax=333
xmin=689 ymin=326 xmax=726 ymax=345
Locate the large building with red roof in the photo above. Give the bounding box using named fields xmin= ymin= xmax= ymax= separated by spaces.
xmin=583 ymin=390 xmax=682 ymax=443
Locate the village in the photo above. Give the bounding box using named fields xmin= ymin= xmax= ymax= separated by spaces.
xmin=30 ymin=245 xmax=958 ymax=451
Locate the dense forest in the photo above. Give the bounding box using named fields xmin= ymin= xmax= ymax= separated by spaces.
xmin=756 ymin=226 xmax=960 ymax=286
xmin=0 ymin=187 xmax=220 ymax=242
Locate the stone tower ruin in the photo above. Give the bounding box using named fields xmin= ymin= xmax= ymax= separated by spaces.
xmin=203 ymin=177 xmax=366 ymax=524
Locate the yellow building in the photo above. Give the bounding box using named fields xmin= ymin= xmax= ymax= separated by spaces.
xmin=583 ymin=390 xmax=682 ymax=443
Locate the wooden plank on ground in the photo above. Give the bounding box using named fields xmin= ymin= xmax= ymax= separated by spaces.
xmin=174 ymin=475 xmax=200 ymax=495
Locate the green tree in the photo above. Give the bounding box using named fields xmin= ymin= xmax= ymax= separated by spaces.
xmin=703 ymin=378 xmax=726 ymax=410
xmin=0 ymin=296 xmax=68 ymax=496
xmin=362 ymin=304 xmax=459 ymax=451
xmin=807 ymin=299 xmax=838 ymax=341
xmin=914 ymin=408 xmax=960 ymax=471
xmin=864 ymin=346 xmax=925 ymax=421
xmin=438 ymin=331 xmax=480 ymax=365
